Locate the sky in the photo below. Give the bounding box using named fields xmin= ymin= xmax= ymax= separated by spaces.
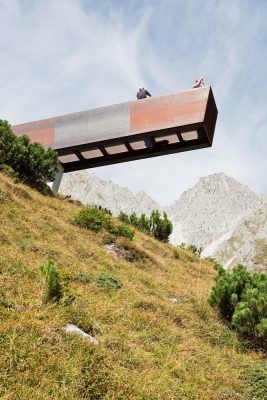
xmin=1 ymin=0 xmax=267 ymax=205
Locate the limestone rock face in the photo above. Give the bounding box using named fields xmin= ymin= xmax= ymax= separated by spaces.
xmin=60 ymin=170 xmax=161 ymax=217
xmin=166 ymin=173 xmax=265 ymax=248
xmin=211 ymin=203 xmax=267 ymax=272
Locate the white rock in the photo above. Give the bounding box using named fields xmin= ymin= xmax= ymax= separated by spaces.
xmin=202 ymin=230 xmax=234 ymax=258
xmin=64 ymin=324 xmax=98 ymax=345
xmin=223 ymin=256 xmax=238 ymax=270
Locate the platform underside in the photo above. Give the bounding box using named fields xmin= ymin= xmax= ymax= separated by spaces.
xmin=59 ymin=124 xmax=209 ymax=172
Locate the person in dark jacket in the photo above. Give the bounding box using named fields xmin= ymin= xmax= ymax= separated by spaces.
xmin=137 ymin=86 xmax=151 ymax=100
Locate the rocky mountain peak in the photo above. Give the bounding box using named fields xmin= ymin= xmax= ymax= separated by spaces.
xmin=167 ymin=173 xmax=264 ymax=247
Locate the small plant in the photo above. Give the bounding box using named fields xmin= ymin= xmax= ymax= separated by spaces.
xmin=96 ymin=274 xmax=122 ymax=290
xmin=108 ymin=224 xmax=135 ymax=240
xmin=245 ymin=363 xmax=267 ymax=400
xmin=73 ymin=272 xmax=92 ymax=284
xmin=196 ymin=246 xmax=203 ymax=256
xmin=181 ymin=243 xmax=203 ymax=256
xmin=71 ymin=205 xmax=112 ymax=232
xmin=172 ymin=247 xmax=180 ymax=259
xmin=119 ymin=211 xmax=130 ymax=224
xmin=40 ymin=260 xmax=62 ymax=303
xmin=97 ymin=205 xmax=112 ymax=215
xmin=187 ymin=244 xmax=198 ymax=254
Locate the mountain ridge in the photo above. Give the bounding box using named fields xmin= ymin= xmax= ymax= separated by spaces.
xmin=60 ymin=170 xmax=267 ymax=271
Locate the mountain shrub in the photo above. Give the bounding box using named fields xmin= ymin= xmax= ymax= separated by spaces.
xmin=210 ymin=264 xmax=267 ymax=349
xmin=72 ymin=206 xmax=135 ymax=239
xmin=0 ymin=120 xmax=59 ymax=185
xmin=96 ymin=274 xmax=122 ymax=290
xmin=108 ymin=224 xmax=135 ymax=240
xmin=150 ymin=210 xmax=173 ymax=242
xmin=119 ymin=211 xmax=129 ymax=224
xmin=71 ymin=205 xmax=112 ymax=232
xmin=119 ymin=210 xmax=173 ymax=242
xmin=183 ymin=244 xmax=203 ymax=256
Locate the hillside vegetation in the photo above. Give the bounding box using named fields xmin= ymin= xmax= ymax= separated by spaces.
xmin=0 ymin=173 xmax=266 ymax=400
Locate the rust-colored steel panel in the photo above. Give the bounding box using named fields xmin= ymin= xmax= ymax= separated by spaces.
xmin=12 ymin=118 xmax=56 ymax=145
xmin=11 ymin=86 xmax=217 ymax=172
xmin=130 ymin=87 xmax=209 ymax=135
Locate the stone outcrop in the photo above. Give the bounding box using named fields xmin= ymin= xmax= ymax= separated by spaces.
xmin=211 ymin=203 xmax=267 ymax=272
xmin=166 ymin=173 xmax=266 ymax=247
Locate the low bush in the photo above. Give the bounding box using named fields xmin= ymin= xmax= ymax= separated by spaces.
xmin=210 ymin=264 xmax=267 ymax=349
xmin=108 ymin=224 xmax=135 ymax=240
xmin=73 ymin=272 xmax=92 ymax=284
xmin=96 ymin=274 xmax=122 ymax=290
xmin=245 ymin=363 xmax=267 ymax=399
xmin=71 ymin=205 xmax=112 ymax=232
xmin=72 ymin=206 xmax=135 ymax=240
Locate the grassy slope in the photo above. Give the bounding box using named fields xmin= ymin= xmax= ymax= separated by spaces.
xmin=0 ymin=173 xmax=265 ymax=400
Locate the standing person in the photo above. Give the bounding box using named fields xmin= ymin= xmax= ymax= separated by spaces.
xmin=137 ymin=86 xmax=151 ymax=100
xmin=192 ymin=76 xmax=205 ymax=88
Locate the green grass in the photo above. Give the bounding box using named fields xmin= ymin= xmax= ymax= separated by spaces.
xmin=0 ymin=172 xmax=266 ymax=399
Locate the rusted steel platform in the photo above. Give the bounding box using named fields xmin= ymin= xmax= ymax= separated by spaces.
xmin=12 ymin=86 xmax=217 ymax=172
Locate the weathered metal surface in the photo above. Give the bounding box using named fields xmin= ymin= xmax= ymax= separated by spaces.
xmin=130 ymin=88 xmax=208 ymax=135
xmin=54 ymin=102 xmax=130 ymax=148
xmin=12 ymin=117 xmax=56 ymax=145
xmin=12 ymin=86 xmax=217 ymax=172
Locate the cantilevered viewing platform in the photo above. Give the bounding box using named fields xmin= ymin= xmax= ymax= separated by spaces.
xmin=12 ymin=86 xmax=217 ymax=173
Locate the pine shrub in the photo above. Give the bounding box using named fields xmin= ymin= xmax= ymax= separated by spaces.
xmin=210 ymin=264 xmax=267 ymax=349
xmin=0 ymin=120 xmax=59 ymax=185
xmin=119 ymin=210 xmax=173 ymax=242
xmin=71 ymin=205 xmax=112 ymax=232
xmin=72 ymin=206 xmax=135 ymax=239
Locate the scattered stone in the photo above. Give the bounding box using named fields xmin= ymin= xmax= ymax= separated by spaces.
xmin=165 ymin=295 xmax=192 ymax=304
xmin=166 ymin=296 xmax=178 ymax=304
xmin=64 ymin=324 xmax=98 ymax=345
xmin=105 ymin=243 xmax=127 ymax=259
xmin=223 ymin=255 xmax=238 ymax=270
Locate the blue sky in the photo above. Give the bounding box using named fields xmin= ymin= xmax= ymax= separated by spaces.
xmin=1 ymin=0 xmax=267 ymax=204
